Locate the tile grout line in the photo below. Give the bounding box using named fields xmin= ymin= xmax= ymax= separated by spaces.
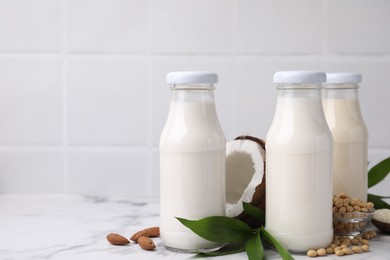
xmin=146 ymin=0 xmax=155 ymax=199
xmin=322 ymin=0 xmax=330 ymax=71
xmin=232 ymin=0 xmax=238 ymax=136
xmin=320 ymin=0 xmax=326 ymax=70
xmin=1 ymin=52 xmax=390 ymax=59
xmin=62 ymin=0 xmax=69 ymax=193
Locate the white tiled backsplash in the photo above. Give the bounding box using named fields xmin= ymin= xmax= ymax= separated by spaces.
xmin=0 ymin=0 xmax=389 ymax=198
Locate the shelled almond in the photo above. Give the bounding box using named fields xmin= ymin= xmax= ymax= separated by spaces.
xmin=106 ymin=226 xmax=160 ymax=251
xmin=130 ymin=227 xmax=160 ymax=242
xmin=106 ymin=233 xmax=130 ymax=245
xmin=138 ymin=236 xmax=156 ymax=250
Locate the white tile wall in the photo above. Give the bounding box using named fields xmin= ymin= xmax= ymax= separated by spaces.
xmin=0 ymin=0 xmax=63 ymax=52
xmin=327 ymin=0 xmax=390 ymax=54
xmin=67 ymin=57 xmax=149 ymax=145
xmin=67 ymin=149 xmax=148 ymax=198
xmin=151 ymin=0 xmax=234 ymax=54
xmin=150 ymin=148 xmax=160 ymax=198
xmin=0 ymin=0 xmax=389 ymax=198
xmin=67 ymin=0 xmax=148 ymax=53
xmin=0 ymin=149 xmax=64 ymax=193
xmin=236 ymin=0 xmax=325 ymax=54
xmin=0 ymin=57 xmax=63 ymax=144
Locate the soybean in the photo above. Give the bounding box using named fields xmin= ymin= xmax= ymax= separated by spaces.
xmin=307 ymin=250 xmax=317 ymax=257
xmin=361 ymin=245 xmax=370 ymax=252
xmin=352 ymin=246 xmax=363 ymax=253
xmin=316 ymin=248 xmax=326 ymax=256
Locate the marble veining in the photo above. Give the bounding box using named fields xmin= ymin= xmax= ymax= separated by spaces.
xmin=0 ymin=194 xmax=389 ymax=260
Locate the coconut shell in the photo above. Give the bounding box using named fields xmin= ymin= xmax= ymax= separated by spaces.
xmin=372 ymin=218 xmax=390 ymax=233
xmin=233 ymin=135 xmax=266 ymax=228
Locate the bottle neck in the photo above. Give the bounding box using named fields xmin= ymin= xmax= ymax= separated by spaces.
xmin=322 ymin=84 xmax=360 ymax=100
xmin=166 ymin=84 xmax=221 ymax=133
xmin=276 ymin=83 xmax=322 ymax=98
xmin=322 ymin=83 xmax=366 ymax=133
xmin=170 ymin=84 xmax=216 ymax=103
xmin=273 ymin=84 xmax=326 ymax=124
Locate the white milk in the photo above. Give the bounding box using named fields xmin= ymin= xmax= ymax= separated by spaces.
xmin=160 ymin=72 xmax=225 ymax=252
xmin=160 ymin=150 xmax=225 ymax=250
xmin=322 ymin=98 xmax=368 ymax=201
xmin=266 ymin=72 xmax=333 ymax=252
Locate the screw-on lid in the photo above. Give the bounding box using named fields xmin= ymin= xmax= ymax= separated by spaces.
xmin=326 ymin=73 xmax=362 ymax=84
xmin=273 ymin=71 xmax=326 ymax=84
xmin=166 ymin=71 xmax=218 ymax=85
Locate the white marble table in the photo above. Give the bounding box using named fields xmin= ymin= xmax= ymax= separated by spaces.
xmin=0 ymin=194 xmax=389 ymax=260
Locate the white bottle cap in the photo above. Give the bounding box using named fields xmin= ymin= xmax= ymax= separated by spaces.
xmin=166 ymin=71 xmax=218 ymax=85
xmin=326 ymin=73 xmax=362 ymax=84
xmin=273 ymin=71 xmax=326 ymax=84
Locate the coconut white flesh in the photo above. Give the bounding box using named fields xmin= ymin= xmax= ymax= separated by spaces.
xmin=373 ymin=209 xmax=390 ymax=223
xmin=225 ymin=138 xmax=265 ymax=217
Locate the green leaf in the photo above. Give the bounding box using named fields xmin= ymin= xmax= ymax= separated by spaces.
xmin=243 ymin=202 xmax=265 ymax=227
xmin=368 ymin=157 xmax=390 ymax=188
xmin=245 ymin=230 xmax=263 ymax=260
xmin=197 ymin=242 xmax=246 ymax=257
xmin=261 ymin=228 xmax=294 ymax=260
xmin=176 ymin=216 xmax=253 ymax=242
xmin=368 ymin=193 xmax=390 ymax=209
xmin=368 ymin=193 xmax=390 ymax=199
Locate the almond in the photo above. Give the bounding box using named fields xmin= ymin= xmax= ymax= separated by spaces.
xmin=138 ymin=236 xmax=156 ymax=250
xmin=130 ymin=227 xmax=160 ymax=242
xmin=106 ymin=233 xmax=130 ymax=245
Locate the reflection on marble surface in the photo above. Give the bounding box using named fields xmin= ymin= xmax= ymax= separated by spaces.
xmin=0 ymin=194 xmax=389 ymax=260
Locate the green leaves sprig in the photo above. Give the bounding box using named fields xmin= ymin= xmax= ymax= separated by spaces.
xmin=177 ymin=202 xmax=294 ymax=260
xmin=368 ymin=157 xmax=390 ymax=209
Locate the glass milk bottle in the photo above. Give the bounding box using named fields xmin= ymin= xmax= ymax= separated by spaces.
xmin=159 ymin=71 xmax=226 ymax=252
xmin=266 ymin=71 xmax=333 ymax=252
xmin=323 ymin=73 xmax=368 ymax=201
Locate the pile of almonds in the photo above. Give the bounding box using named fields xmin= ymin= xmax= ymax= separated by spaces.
xmin=307 ymin=231 xmax=376 ymax=257
xmin=106 ymin=227 xmax=159 ymax=251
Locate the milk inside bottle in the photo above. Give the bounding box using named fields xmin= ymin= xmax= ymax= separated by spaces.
xmin=159 ymin=71 xmax=226 ymax=252
xmin=266 ymin=71 xmax=333 ymax=252
xmin=323 ymin=73 xmax=368 ymax=201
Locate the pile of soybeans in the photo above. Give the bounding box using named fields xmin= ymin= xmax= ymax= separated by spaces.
xmin=333 ymin=192 xmax=374 ymax=235
xmin=307 ymin=192 xmax=377 ymax=257
xmin=306 ymin=231 xmax=376 ymax=257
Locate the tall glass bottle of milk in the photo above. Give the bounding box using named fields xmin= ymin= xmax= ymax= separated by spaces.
xmin=159 ymin=71 xmax=226 ymax=252
xmin=323 ymin=73 xmax=368 ymax=201
xmin=266 ymin=71 xmax=333 ymax=252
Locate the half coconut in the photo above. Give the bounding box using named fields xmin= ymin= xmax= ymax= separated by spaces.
xmin=226 ymin=135 xmax=266 ymax=227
